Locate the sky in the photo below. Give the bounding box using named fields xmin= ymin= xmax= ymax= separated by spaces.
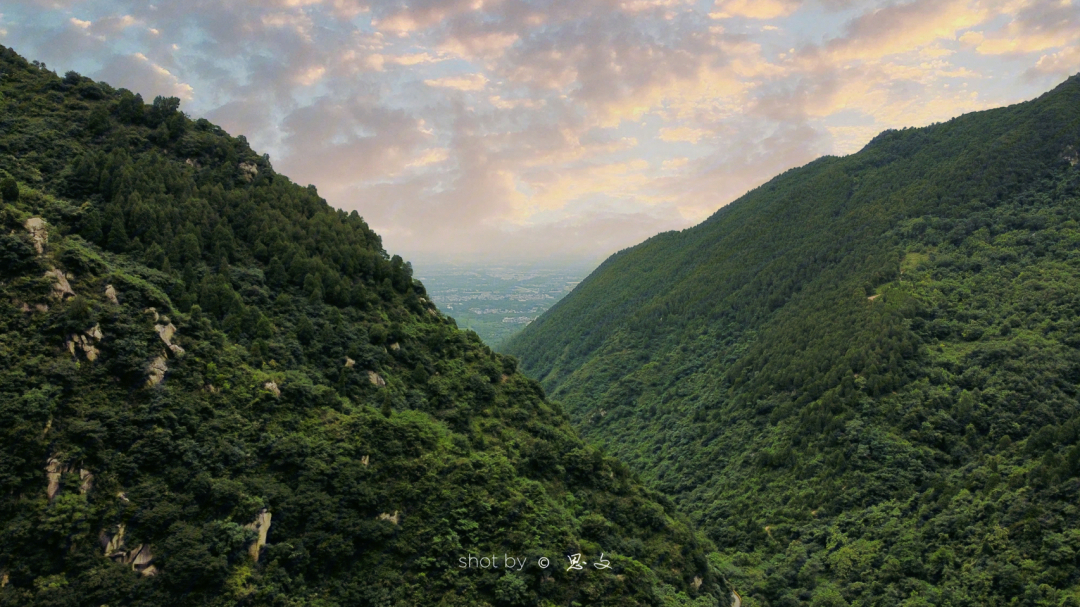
xmin=1 ymin=0 xmax=1077 ymax=265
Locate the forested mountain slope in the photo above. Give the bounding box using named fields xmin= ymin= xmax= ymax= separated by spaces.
xmin=506 ymin=75 xmax=1080 ymax=605
xmin=0 ymin=46 xmax=730 ymax=606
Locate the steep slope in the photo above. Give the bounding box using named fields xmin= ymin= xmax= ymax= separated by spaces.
xmin=0 ymin=46 xmax=730 ymax=606
xmin=506 ymin=76 xmax=1080 ymax=605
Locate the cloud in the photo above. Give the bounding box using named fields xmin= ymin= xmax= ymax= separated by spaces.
xmin=1025 ymin=45 xmax=1080 ymax=79
xmin=961 ymin=0 xmax=1080 ymax=55
xmin=374 ymin=0 xmax=489 ymax=34
xmin=816 ymin=0 xmax=990 ymax=62
xmin=7 ymin=0 xmax=1072 ymax=264
xmin=295 ymin=64 xmax=327 ymax=85
xmin=424 ymin=73 xmax=489 ymax=90
xmin=663 ymin=120 xmax=828 ymax=221
xmin=710 ymin=0 xmax=802 ymax=20
xmin=96 ymin=52 xmax=194 ymax=100
xmin=618 ymin=0 xmax=696 ymax=13
xmin=90 ymin=14 xmax=140 ymax=34
xmin=386 ymin=52 xmax=444 ymax=65
xmin=439 ymin=31 xmax=519 ymax=60
xmin=521 ymin=159 xmax=656 ymax=213
xmin=406 ymin=147 xmax=451 ymax=168
xmin=658 ymin=126 xmax=711 ymax=143
xmin=488 ymin=95 xmax=543 ymax=109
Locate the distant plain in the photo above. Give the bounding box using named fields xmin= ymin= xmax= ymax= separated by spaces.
xmin=415 ymin=261 xmax=595 ymax=347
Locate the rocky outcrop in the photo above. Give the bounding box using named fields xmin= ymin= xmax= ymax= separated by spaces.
xmin=16 ymin=300 xmax=48 ymax=312
xmin=377 ymin=511 xmax=401 ymax=525
xmin=102 ymin=524 xmax=127 ymax=560
xmin=361 ymin=455 xmax=370 ymax=466
xmin=101 ymin=526 xmax=156 ymax=575
xmin=418 ymin=298 xmax=439 ymax=317
xmin=24 ymin=217 xmax=47 ymax=254
xmin=66 ymin=323 xmax=103 ymax=361
xmin=389 ymin=342 xmax=400 ymax=352
xmin=145 ymin=309 xmax=185 ymax=355
xmin=368 ymin=371 xmax=386 ymax=387
xmin=79 ymin=469 xmax=93 ymax=494
xmin=264 ymin=381 xmax=281 ymax=397
xmin=239 ymin=162 xmax=258 ymax=181
xmin=245 ymin=509 xmax=272 ymax=561
xmin=155 ymin=321 xmax=184 ymax=355
xmin=45 ymin=457 xmax=93 ymax=499
xmin=45 ymin=269 xmax=75 ymax=300
xmin=146 ymin=355 xmax=168 ymax=386
xmin=345 ymin=357 xmax=355 ymax=368
xmin=104 ymin=284 xmax=119 ymax=305
xmin=131 ymin=545 xmax=157 ymax=576
xmin=45 ymin=457 xmax=67 ymax=500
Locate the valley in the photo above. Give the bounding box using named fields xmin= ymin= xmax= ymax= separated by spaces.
xmin=507 ymin=76 xmax=1080 ymax=606
xmin=416 ymin=261 xmax=592 ymax=347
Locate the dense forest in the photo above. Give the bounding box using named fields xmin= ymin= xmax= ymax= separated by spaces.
xmin=506 ymin=75 xmax=1080 ymax=605
xmin=0 ymin=46 xmax=731 ymax=606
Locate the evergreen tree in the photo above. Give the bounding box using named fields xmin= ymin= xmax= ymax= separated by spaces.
xmin=0 ymin=177 xmax=17 ymax=202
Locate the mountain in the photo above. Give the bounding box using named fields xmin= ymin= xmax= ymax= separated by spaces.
xmin=505 ymin=76 xmax=1080 ymax=605
xmin=0 ymin=46 xmax=730 ymax=606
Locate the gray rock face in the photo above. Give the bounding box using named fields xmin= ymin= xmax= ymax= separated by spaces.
xmin=368 ymin=371 xmax=386 ymax=387
xmin=239 ymin=162 xmax=258 ymax=181
xmin=131 ymin=544 xmax=157 ymax=576
xmin=156 ymin=323 xmax=176 ymax=343
xmin=245 ymin=509 xmax=272 ymax=561
xmin=100 ymin=525 xmax=156 ymax=574
xmin=45 ymin=457 xmax=66 ymax=500
xmin=45 ymin=457 xmax=93 ymax=499
xmin=102 ymin=524 xmax=126 ymax=559
xmin=67 ymin=324 xmax=103 ymax=361
xmin=24 ymin=217 xmax=47 ymax=254
xmin=45 ymin=269 xmax=75 ymax=300
xmin=104 ymin=284 xmax=119 ymax=304
xmin=79 ymin=469 xmax=93 ymax=494
xmin=264 ymin=381 xmax=281 ymax=397
xmin=377 ymin=511 xmax=401 ymax=525
xmin=146 ymin=355 xmax=168 ymax=386
xmin=155 ymin=322 xmax=185 ymax=355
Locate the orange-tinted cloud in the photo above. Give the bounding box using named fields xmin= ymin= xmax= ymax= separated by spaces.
xmin=7 ymin=0 xmax=1074 ymax=262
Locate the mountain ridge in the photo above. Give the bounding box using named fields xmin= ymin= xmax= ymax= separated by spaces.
xmin=0 ymin=45 xmax=730 ymax=607
xmin=507 ymin=73 xmax=1080 ymax=605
